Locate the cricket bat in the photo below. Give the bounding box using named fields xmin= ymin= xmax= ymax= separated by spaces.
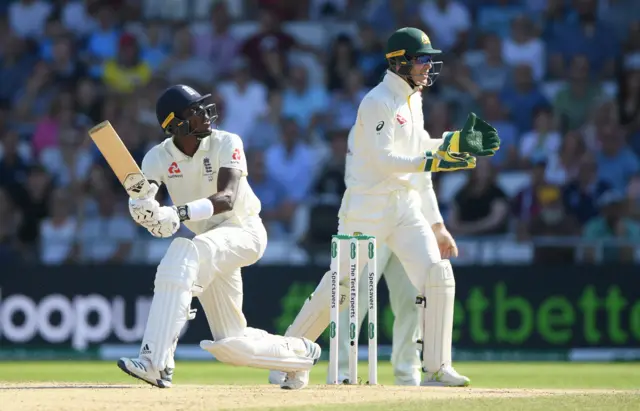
xmin=88 ymin=120 xmax=151 ymax=200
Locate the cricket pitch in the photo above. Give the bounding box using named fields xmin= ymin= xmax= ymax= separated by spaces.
xmin=0 ymin=383 xmax=636 ymax=411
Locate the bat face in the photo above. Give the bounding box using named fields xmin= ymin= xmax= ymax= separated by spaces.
xmin=88 ymin=121 xmax=151 ymax=199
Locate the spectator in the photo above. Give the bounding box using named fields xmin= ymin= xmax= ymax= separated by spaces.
xmin=356 ymin=23 xmax=387 ymax=88
xmin=39 ymin=188 xmax=77 ymax=265
xmin=438 ymin=59 xmax=481 ymax=125
xmin=548 ymin=0 xmax=618 ymax=79
xmin=0 ymin=130 xmax=31 ymax=190
xmin=626 ymin=173 xmax=640 ymax=219
xmin=0 ymin=187 xmax=21 ymax=262
xmin=328 ymin=69 xmax=367 ymax=130
xmin=0 ymin=36 xmax=37 ymax=105
xmin=13 ymin=61 xmax=59 ymax=134
xmin=596 ymin=124 xmax=640 ymax=192
xmin=39 ymin=17 xmax=68 ymax=62
xmin=418 ymin=0 xmax=471 ymax=53
xmin=539 ymin=0 xmax=570 ymax=43
xmin=563 ymin=154 xmax=612 ymax=225
xmin=466 ymin=32 xmax=510 ymax=92
xmin=85 ymin=5 xmax=120 ymax=72
xmin=50 ymin=35 xmax=87 ymax=89
xmin=241 ymin=8 xmax=296 ymax=89
xmin=74 ymin=77 xmax=103 ymax=124
xmin=617 ymin=68 xmax=640 ymax=138
xmin=281 ymin=64 xmax=329 ymax=130
xmin=500 ymin=64 xmax=548 ymax=132
xmin=192 ymin=1 xmax=239 ymax=78
xmin=424 ymin=100 xmax=455 ymax=146
xmin=40 ymin=123 xmax=93 ymax=190
xmin=77 ymin=187 xmax=136 ymax=263
xmin=140 ymin=21 xmax=169 ymax=72
xmin=519 ymin=106 xmax=561 ymax=167
xmin=527 ymin=186 xmax=580 ymax=263
xmin=502 ymin=15 xmax=545 ymax=82
xmin=477 ymin=92 xmax=519 ymax=169
xmin=8 ymin=0 xmax=52 ymax=39
xmin=602 ymin=2 xmax=640 ymax=44
xmin=31 ymin=96 xmax=73 ymax=157
xmin=13 ymin=165 xmax=52 ymax=256
xmin=622 ymin=21 xmax=640 ymax=70
xmin=583 ymin=189 xmax=640 ymax=263
xmin=217 ymin=58 xmax=268 ymax=139
xmin=582 ymin=100 xmax=618 ymax=152
xmin=161 ymin=26 xmax=213 ymax=85
xmin=304 ymin=130 xmax=347 ymax=247
xmin=545 ymin=130 xmax=587 ymax=185
xmin=246 ymin=90 xmax=284 ymax=150
xmin=326 ymin=34 xmax=358 ymax=92
xmin=264 ymin=118 xmax=316 ymax=203
xmin=60 ymin=0 xmax=96 ymax=38
xmin=309 ymin=0 xmax=349 ymax=20
xmin=365 ymin=0 xmax=418 ymax=36
xmin=553 ymin=55 xmax=605 ymax=133
xmin=476 ymin=0 xmax=524 ymax=39
xmin=448 ymin=158 xmax=510 ymax=236
xmin=246 ymin=149 xmax=294 ymax=240
xmin=102 ymin=33 xmax=151 ymax=94
xmin=512 ymin=155 xmax=558 ymax=235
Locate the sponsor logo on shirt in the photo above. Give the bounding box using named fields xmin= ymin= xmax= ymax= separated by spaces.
xmin=396 ymin=114 xmax=407 ymax=126
xmin=168 ymin=162 xmax=182 ymax=178
xmin=232 ymin=148 xmax=242 ymax=161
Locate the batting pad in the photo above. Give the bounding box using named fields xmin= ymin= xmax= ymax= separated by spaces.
xmin=200 ymin=335 xmax=315 ymax=372
xmin=140 ymin=238 xmax=200 ymax=370
xmin=421 ymin=259 xmax=455 ymax=373
xmin=285 ymin=270 xmax=349 ymax=341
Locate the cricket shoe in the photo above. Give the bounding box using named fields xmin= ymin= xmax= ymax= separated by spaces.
xmin=280 ymin=338 xmax=322 ymax=390
xmin=268 ymin=370 xmax=286 ymax=385
xmin=421 ymin=365 xmax=470 ymax=387
xmin=117 ymin=357 xmax=173 ymax=388
xmin=395 ymin=374 xmax=420 ymax=386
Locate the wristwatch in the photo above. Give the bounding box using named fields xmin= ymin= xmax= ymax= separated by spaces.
xmin=173 ymin=205 xmax=190 ymax=222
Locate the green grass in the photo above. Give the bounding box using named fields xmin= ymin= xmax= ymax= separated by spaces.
xmin=1 ymin=361 xmax=638 ymax=411
xmin=1 ymin=361 xmax=639 ymax=389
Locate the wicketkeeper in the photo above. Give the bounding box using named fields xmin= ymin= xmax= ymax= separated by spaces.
xmin=269 ymin=27 xmax=500 ymax=389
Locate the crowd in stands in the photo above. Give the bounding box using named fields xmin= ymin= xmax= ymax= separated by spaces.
xmin=0 ymin=0 xmax=638 ymax=265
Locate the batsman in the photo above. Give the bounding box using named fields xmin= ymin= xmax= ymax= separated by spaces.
xmin=271 ymin=27 xmax=500 ymax=389
xmin=117 ymin=84 xmax=321 ymax=389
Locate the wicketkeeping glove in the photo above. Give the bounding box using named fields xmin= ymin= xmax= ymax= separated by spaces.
xmin=439 ymin=112 xmax=500 ymax=157
xmin=424 ymin=150 xmax=476 ymax=172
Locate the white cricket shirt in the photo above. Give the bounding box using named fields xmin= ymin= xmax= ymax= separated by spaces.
xmin=344 ymin=70 xmax=444 ymax=194
xmin=141 ymin=129 xmax=262 ymax=235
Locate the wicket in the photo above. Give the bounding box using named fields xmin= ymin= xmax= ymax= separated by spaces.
xmin=329 ymin=234 xmax=377 ymax=385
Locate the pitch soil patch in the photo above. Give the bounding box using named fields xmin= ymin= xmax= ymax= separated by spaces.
xmin=0 ymin=383 xmax=631 ymax=411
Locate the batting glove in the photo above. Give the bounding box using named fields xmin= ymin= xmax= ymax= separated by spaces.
xmin=146 ymin=206 xmax=180 ymax=238
xmin=128 ymin=184 xmax=160 ymax=227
